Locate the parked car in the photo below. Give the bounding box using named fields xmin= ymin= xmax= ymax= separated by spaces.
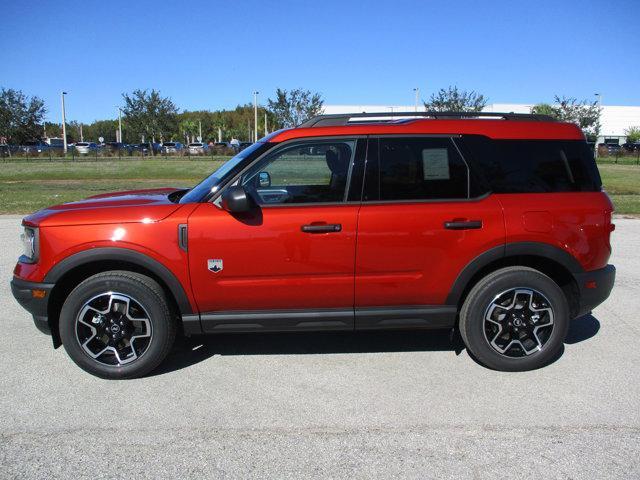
xmin=131 ymin=142 xmax=161 ymax=154
xmin=11 ymin=111 xmax=615 ymax=379
xmin=103 ymin=142 xmax=130 ymax=154
xmin=598 ymin=143 xmax=622 ymax=156
xmin=239 ymin=142 xmax=253 ymax=151
xmin=161 ymin=141 xmax=183 ymax=154
xmin=46 ymin=138 xmax=65 ymax=150
xmin=74 ymin=142 xmax=98 ymax=154
xmin=20 ymin=140 xmax=49 ymax=153
xmin=187 ymin=142 xmax=208 ymax=155
xmin=622 ymin=142 xmax=640 ymax=153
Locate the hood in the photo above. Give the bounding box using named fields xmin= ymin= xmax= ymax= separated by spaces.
xmin=24 ymin=187 xmax=187 ymax=227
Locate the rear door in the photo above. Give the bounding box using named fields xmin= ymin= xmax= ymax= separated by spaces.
xmin=354 ymin=136 xmax=505 ymax=329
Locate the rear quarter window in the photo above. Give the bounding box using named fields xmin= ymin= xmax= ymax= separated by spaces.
xmin=459 ymin=135 xmax=602 ymax=193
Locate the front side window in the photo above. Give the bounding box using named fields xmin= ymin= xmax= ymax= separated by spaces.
xmin=371 ymin=137 xmax=469 ymax=201
xmin=240 ymin=140 xmax=355 ymax=205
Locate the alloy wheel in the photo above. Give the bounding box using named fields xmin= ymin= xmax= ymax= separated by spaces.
xmin=483 ymin=288 xmax=555 ymax=357
xmin=75 ymin=292 xmax=152 ymax=366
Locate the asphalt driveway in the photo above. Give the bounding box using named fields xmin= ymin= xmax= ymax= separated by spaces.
xmin=1 ymin=216 xmax=638 ymax=479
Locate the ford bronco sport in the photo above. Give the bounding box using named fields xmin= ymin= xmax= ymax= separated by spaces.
xmin=11 ymin=112 xmax=616 ymax=379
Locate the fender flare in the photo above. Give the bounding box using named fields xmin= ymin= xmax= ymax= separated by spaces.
xmin=44 ymin=247 xmax=193 ymax=314
xmin=446 ymin=242 xmax=584 ymax=306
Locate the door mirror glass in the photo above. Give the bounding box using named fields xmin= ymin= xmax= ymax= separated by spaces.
xmin=221 ymin=185 xmax=252 ymax=213
xmin=258 ymin=171 xmax=271 ymax=188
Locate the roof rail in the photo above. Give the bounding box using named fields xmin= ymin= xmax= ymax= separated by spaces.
xmin=298 ymin=111 xmax=556 ymax=128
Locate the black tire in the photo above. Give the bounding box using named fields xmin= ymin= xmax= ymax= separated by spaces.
xmin=59 ymin=271 xmax=176 ymax=379
xmin=459 ymin=266 xmax=569 ymax=372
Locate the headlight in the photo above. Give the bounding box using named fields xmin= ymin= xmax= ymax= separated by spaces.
xmin=20 ymin=226 xmax=39 ymax=263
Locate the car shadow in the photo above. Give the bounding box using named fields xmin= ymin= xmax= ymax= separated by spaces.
xmin=150 ymin=314 xmax=601 ymax=376
xmin=564 ymin=314 xmax=601 ymax=344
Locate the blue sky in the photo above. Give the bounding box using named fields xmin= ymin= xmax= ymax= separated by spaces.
xmin=1 ymin=0 xmax=638 ymax=123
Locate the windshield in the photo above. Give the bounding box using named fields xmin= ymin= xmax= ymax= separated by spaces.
xmin=179 ymin=141 xmax=273 ymax=203
xmin=163 ymin=142 xmax=176 ymax=147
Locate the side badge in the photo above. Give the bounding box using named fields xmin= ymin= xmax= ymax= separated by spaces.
xmin=207 ymin=259 xmax=223 ymax=273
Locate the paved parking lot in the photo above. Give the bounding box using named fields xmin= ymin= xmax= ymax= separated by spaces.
xmin=1 ymin=215 xmax=638 ymax=479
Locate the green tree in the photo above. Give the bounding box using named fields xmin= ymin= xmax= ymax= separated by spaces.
xmin=624 ymin=126 xmax=640 ymax=143
xmin=121 ymin=89 xmax=178 ymax=145
xmin=267 ymin=88 xmax=324 ymax=128
xmin=0 ymin=88 xmax=46 ymax=144
xmin=424 ymin=86 xmax=487 ymax=112
xmin=82 ymin=119 xmax=119 ymax=143
xmin=530 ymin=103 xmax=557 ymax=117
xmin=532 ymin=96 xmax=601 ymax=138
xmin=179 ymin=119 xmax=198 ymax=143
xmin=44 ymin=121 xmax=62 ymax=138
xmin=554 ymin=96 xmax=601 ymax=138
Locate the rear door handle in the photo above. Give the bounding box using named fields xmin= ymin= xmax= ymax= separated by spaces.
xmin=301 ymin=223 xmax=342 ymax=233
xmin=444 ymin=220 xmax=483 ymax=230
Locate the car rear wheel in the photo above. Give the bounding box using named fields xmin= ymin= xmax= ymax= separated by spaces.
xmin=59 ymin=271 xmax=176 ymax=379
xmin=459 ymin=266 xmax=569 ymax=371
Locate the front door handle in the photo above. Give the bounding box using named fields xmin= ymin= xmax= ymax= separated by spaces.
xmin=301 ymin=223 xmax=342 ymax=233
xmin=444 ymin=220 xmax=483 ymax=230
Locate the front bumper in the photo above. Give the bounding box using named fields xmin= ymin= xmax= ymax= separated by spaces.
xmin=10 ymin=276 xmax=55 ymax=335
xmin=574 ymin=264 xmax=616 ymax=317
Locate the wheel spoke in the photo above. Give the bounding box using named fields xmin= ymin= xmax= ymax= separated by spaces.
xmin=75 ymin=292 xmax=153 ymax=367
xmin=483 ymin=287 xmax=555 ymax=358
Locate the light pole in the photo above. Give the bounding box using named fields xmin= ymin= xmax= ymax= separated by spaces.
xmin=61 ymin=91 xmax=68 ymax=154
xmin=413 ymin=87 xmax=419 ymax=112
xmin=594 ymin=93 xmax=602 ymax=158
xmin=253 ymin=91 xmax=259 ymax=142
xmin=116 ymin=106 xmax=123 ymax=144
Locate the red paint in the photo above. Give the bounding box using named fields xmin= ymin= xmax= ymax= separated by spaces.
xmin=187 ymin=202 xmax=359 ymax=312
xmin=355 ymin=196 xmax=506 ymax=306
xmin=12 ymin=118 xmax=612 ymax=318
xmin=497 ymin=192 xmax=613 ymax=271
xmin=270 ymin=119 xmax=585 ymax=143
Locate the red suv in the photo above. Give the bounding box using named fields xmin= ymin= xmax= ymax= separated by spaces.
xmin=11 ymin=112 xmax=615 ymax=378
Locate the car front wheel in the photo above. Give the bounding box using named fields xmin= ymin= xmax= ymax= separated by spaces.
xmin=59 ymin=271 xmax=176 ymax=379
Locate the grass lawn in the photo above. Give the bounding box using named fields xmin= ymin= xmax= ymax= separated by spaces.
xmin=598 ymin=164 xmax=640 ymax=215
xmin=0 ymin=158 xmax=638 ymax=215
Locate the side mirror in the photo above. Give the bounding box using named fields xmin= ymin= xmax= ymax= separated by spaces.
xmin=258 ymin=171 xmax=271 ymax=188
xmin=221 ymin=185 xmax=252 ymax=213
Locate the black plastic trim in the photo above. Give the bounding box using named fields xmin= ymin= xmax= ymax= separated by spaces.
xmin=355 ymin=306 xmax=456 ymax=330
xmin=574 ymin=264 xmax=615 ymax=317
xmin=504 ymin=242 xmax=584 ymax=273
xmin=43 ymin=247 xmax=193 ymax=314
xmin=199 ymin=308 xmax=354 ymax=333
xmin=11 ymin=276 xmax=54 ymax=318
xmin=193 ymin=306 xmax=457 ymax=334
xmin=178 ymin=224 xmax=188 ymax=252
xmin=298 ymin=112 xmax=556 ymax=127
xmin=445 ymin=242 xmax=586 ymax=306
xmin=11 ymin=277 xmax=54 ymax=337
xmin=181 ymin=314 xmax=202 ymax=335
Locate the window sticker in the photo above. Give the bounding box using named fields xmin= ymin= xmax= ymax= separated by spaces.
xmin=422 ymin=148 xmax=450 ymax=180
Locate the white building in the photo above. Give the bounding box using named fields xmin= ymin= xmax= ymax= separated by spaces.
xmin=323 ymin=103 xmax=640 ymax=144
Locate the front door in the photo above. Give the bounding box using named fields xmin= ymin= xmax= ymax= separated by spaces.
xmin=354 ymin=136 xmax=505 ymax=329
xmin=188 ymin=138 xmax=365 ymax=331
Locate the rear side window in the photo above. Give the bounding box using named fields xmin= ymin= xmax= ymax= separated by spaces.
xmin=370 ymin=137 xmax=469 ymax=201
xmin=460 ymin=135 xmax=602 ymax=193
